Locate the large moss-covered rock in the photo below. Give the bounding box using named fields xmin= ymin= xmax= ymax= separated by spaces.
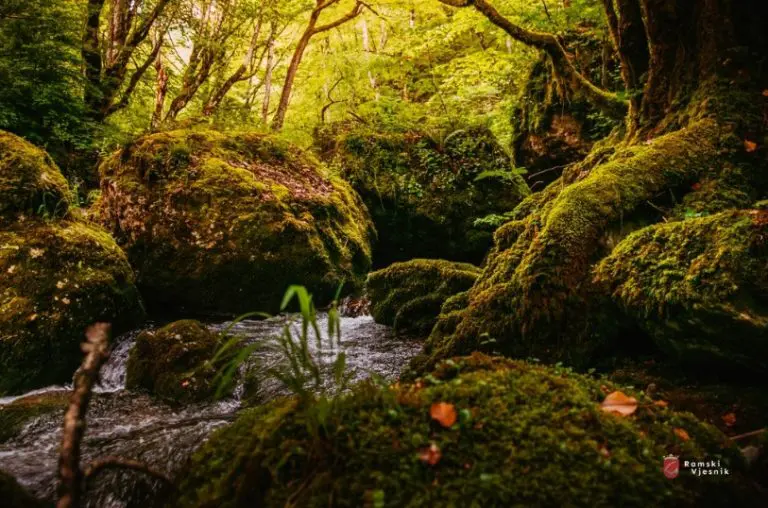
xmin=0 ymin=130 xmax=71 ymax=221
xmin=97 ymin=129 xmax=374 ymax=315
xmin=594 ymin=210 xmax=768 ymax=373
xmin=0 ymin=132 xmax=144 ymax=395
xmin=0 ymin=391 xmax=69 ymax=443
xmin=175 ymin=353 xmax=755 ymax=507
xmin=367 ymin=259 xmax=480 ymax=336
xmin=319 ymin=125 xmax=529 ymax=267
xmin=126 ymin=320 xmax=230 ymax=403
xmin=0 ymin=219 xmax=145 ymax=394
xmin=0 ymin=470 xmax=44 ymax=508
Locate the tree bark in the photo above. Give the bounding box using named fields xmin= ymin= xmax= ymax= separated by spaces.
xmin=82 ymin=0 xmax=173 ymax=123
xmin=57 ymin=324 xmax=111 ymax=508
xmin=271 ymin=0 xmax=364 ymax=131
xmin=261 ymin=26 xmax=276 ymax=125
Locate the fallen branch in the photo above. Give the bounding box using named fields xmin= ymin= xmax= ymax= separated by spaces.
xmin=57 ymin=323 xmax=111 ymax=508
xmin=729 ymin=428 xmax=767 ymax=441
xmin=84 ymin=456 xmax=174 ymax=491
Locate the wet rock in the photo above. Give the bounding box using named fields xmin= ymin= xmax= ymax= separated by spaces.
xmin=126 ymin=320 xmax=231 ymax=403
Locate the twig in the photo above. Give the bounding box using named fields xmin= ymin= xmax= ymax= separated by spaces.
xmin=729 ymin=428 xmax=766 ymax=441
xmin=84 ymin=456 xmax=175 ymax=491
xmin=57 ymin=323 xmax=111 ymax=508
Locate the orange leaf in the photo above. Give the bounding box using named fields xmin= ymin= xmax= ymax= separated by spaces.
xmin=744 ymin=140 xmax=758 ymax=152
xmin=430 ymin=402 xmax=457 ymax=428
xmin=762 ymin=89 xmax=768 ymax=97
xmin=654 ymin=400 xmax=669 ymax=408
xmin=600 ymin=391 xmax=638 ymax=416
xmin=674 ymin=428 xmax=690 ymax=441
xmin=418 ymin=443 xmax=441 ymax=466
xmin=722 ymin=412 xmax=737 ymax=427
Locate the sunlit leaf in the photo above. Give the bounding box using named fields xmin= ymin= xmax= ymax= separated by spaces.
xmin=600 ymin=391 xmax=638 ymax=416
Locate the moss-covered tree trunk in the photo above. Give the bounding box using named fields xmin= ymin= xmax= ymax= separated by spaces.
xmin=421 ymin=0 xmax=768 ymax=373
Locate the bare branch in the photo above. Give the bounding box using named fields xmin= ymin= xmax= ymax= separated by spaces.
xmin=437 ymin=0 xmax=628 ymax=119
xmin=56 ymin=323 xmax=111 ymax=508
xmin=84 ymin=456 xmax=174 ymax=490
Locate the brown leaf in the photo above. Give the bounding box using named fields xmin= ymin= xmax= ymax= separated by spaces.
xmin=654 ymin=400 xmax=669 ymax=408
xmin=722 ymin=412 xmax=737 ymax=427
xmin=762 ymin=89 xmax=768 ymax=97
xmin=744 ymin=139 xmax=758 ymax=152
xmin=674 ymin=428 xmax=690 ymax=441
xmin=418 ymin=443 xmax=441 ymax=466
xmin=430 ymin=402 xmax=457 ymax=428
xmin=600 ymin=391 xmax=638 ymax=416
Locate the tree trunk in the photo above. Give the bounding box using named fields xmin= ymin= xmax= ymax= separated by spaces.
xmin=271 ymin=1 xmax=363 ymax=131
xmin=420 ymin=0 xmax=768 ymax=373
xmin=261 ymin=26 xmax=276 ymax=125
xmin=151 ymin=44 xmax=168 ymax=131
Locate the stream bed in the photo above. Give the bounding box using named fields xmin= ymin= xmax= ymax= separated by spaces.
xmin=0 ymin=313 xmax=421 ymax=507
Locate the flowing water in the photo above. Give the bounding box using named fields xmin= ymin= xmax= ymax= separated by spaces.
xmin=0 ymin=313 xmax=421 ymax=507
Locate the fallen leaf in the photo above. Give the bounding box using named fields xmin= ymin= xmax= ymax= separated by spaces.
xmin=601 ymin=391 xmax=638 ymax=416
xmin=418 ymin=443 xmax=441 ymax=466
xmin=722 ymin=413 xmax=737 ymax=427
xmin=744 ymin=140 xmax=758 ymax=152
xmin=430 ymin=402 xmax=457 ymax=428
xmin=674 ymin=428 xmax=690 ymax=441
xmin=654 ymin=400 xmax=669 ymax=408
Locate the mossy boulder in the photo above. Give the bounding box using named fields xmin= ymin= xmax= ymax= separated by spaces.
xmin=0 ymin=219 xmax=145 ymax=395
xmin=594 ymin=210 xmax=768 ymax=374
xmin=126 ymin=320 xmax=230 ymax=403
xmin=0 ymin=130 xmax=71 ymax=221
xmin=0 ymin=391 xmax=69 ymax=443
xmin=367 ymin=259 xmax=480 ymax=336
xmin=319 ymin=125 xmax=529 ymax=267
xmin=97 ymin=129 xmax=375 ymax=316
xmin=0 ymin=470 xmax=44 ymax=508
xmin=0 ymin=134 xmax=145 ymax=395
xmin=175 ymin=353 xmax=756 ymax=507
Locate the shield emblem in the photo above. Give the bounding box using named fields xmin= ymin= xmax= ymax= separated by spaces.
xmin=664 ymin=455 xmax=679 ymax=479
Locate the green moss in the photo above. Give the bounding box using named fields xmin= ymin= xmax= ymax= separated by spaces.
xmin=594 ymin=210 xmax=768 ymax=373
xmin=0 ymin=470 xmax=44 ymax=508
xmin=511 ymin=33 xmax=622 ymax=186
xmin=97 ymin=128 xmax=375 ymax=315
xmin=0 ymin=130 xmax=71 ymax=220
xmin=0 ymin=391 xmax=69 ymax=443
xmin=126 ymin=320 xmax=231 ymax=403
xmin=367 ymin=259 xmax=480 ymax=336
xmin=0 ymin=219 xmax=145 ymax=395
xmin=175 ymin=353 xmax=754 ymax=507
xmin=322 ymin=125 xmax=529 ymax=267
xmin=418 ymin=119 xmax=722 ymax=374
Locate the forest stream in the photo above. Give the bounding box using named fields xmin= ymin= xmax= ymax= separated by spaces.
xmin=0 ymin=313 xmax=421 ymax=507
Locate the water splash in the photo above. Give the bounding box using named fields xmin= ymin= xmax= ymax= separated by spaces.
xmin=0 ymin=314 xmax=420 ymax=507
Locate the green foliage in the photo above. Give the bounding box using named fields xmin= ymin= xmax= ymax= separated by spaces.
xmin=0 ymin=0 xmax=91 ymax=163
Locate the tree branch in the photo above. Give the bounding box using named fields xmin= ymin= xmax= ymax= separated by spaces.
xmin=56 ymin=323 xmax=111 ymax=508
xmin=438 ymin=0 xmax=629 ymax=119
xmin=313 ymin=1 xmax=364 ymax=34
xmin=84 ymin=456 xmax=174 ymax=490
